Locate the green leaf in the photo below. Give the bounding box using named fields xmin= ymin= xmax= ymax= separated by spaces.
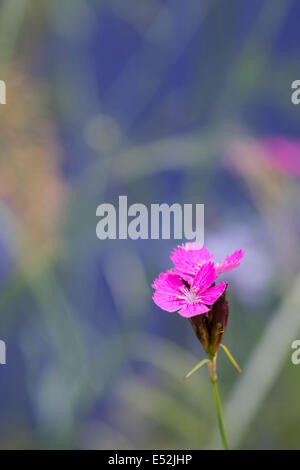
xmin=221 ymin=344 xmax=242 ymax=374
xmin=184 ymin=358 xmax=210 ymax=380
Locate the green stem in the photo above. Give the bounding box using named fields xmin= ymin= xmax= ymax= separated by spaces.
xmin=212 ymin=379 xmax=229 ymax=450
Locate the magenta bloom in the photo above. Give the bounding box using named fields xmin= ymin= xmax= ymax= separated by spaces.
xmin=152 ymin=262 xmax=226 ymax=318
xmin=262 ymin=136 xmax=300 ymax=177
xmin=152 ymin=243 xmax=244 ymax=356
xmin=170 ymin=242 xmax=244 ymax=283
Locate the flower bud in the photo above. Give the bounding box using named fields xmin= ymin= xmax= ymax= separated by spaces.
xmin=190 ymin=286 xmax=228 ymax=356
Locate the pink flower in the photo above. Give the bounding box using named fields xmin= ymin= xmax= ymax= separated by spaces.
xmin=227 ymin=136 xmax=300 ymax=179
xmin=152 ymin=262 xmax=226 ymax=318
xmin=152 ymin=244 xmax=244 ymax=355
xmin=170 ymin=242 xmax=244 ymax=283
xmin=262 ymin=136 xmax=300 ymax=177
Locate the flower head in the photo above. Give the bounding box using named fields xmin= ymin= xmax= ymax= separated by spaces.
xmin=152 ymin=262 xmax=226 ymax=318
xmin=152 ymin=242 xmax=244 ymax=355
xmin=170 ymin=242 xmax=244 ymax=283
xmin=262 ymin=136 xmax=300 ymax=178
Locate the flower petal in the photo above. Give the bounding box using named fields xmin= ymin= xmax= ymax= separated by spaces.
xmin=192 ymin=262 xmax=217 ymax=294
xmin=170 ymin=245 xmax=213 ymax=278
xmin=198 ymin=282 xmax=227 ymax=305
xmin=152 ymin=272 xmax=185 ymax=312
xmin=152 ymin=292 xmax=185 ymax=312
xmin=183 ymin=242 xmax=204 ymax=251
xmin=215 ymin=249 xmax=244 ymax=275
xmin=178 ymin=302 xmax=210 ymax=318
xmin=152 ymin=270 xmax=182 ymax=291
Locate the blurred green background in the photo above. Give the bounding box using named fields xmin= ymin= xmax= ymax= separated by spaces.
xmin=0 ymin=0 xmax=299 ymax=449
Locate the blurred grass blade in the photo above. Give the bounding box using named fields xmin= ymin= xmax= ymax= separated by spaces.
xmin=221 ymin=344 xmax=242 ymax=374
xmin=184 ymin=358 xmax=210 ymax=380
xmin=0 ymin=0 xmax=28 ymax=65
xmin=120 ymin=378 xmax=206 ymax=445
xmin=210 ymin=275 xmax=300 ymax=449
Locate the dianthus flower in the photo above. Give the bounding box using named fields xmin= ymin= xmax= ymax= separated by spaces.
xmin=152 ymin=242 xmax=244 ymax=449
